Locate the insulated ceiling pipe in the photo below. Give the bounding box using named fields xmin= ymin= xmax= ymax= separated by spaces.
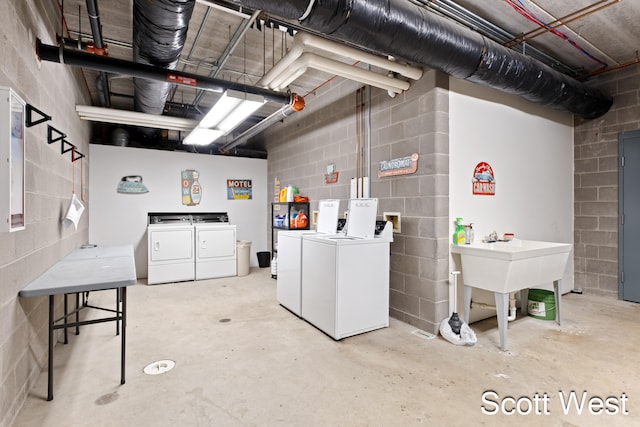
xmin=258 ymin=31 xmax=422 ymax=90
xmin=230 ymin=0 xmax=612 ymax=119
xmin=85 ymin=0 xmax=111 ymax=107
xmin=133 ymin=0 xmax=195 ymax=115
xmin=268 ymin=52 xmax=411 ymax=93
xmin=36 ymin=39 xmax=292 ymax=105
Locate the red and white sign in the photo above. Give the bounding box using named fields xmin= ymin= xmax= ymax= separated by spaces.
xmin=472 ymin=162 xmax=495 ymax=195
xmin=167 ymin=74 xmax=197 ymax=86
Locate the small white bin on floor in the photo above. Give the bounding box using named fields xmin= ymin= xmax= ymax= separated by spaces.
xmin=236 ymin=240 xmax=251 ymax=277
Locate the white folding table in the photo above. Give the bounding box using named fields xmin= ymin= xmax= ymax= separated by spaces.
xmin=19 ymin=245 xmax=137 ymax=400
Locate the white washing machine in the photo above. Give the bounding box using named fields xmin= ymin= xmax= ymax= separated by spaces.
xmin=193 ymin=213 xmax=237 ymax=279
xmin=277 ymin=199 xmax=341 ymax=316
xmin=147 ymin=213 xmax=195 ymax=285
xmin=300 ymin=198 xmax=393 ymax=339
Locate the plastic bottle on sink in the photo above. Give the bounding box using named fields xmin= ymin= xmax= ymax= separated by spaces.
xmin=453 ymin=218 xmax=466 ymax=245
xmin=465 ymin=223 xmax=474 ymax=244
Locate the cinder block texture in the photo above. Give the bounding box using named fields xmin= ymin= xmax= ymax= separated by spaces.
xmin=0 ymin=1 xmax=91 ymax=426
xmin=574 ymin=63 xmax=640 ymax=297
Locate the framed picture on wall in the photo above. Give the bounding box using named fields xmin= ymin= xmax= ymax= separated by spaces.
xmin=1 ymin=87 xmax=26 ymax=232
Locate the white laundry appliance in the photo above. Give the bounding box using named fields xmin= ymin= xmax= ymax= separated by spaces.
xmin=193 ymin=213 xmax=237 ymax=280
xmin=277 ymin=199 xmax=341 ymax=316
xmin=301 ymin=198 xmax=394 ymax=339
xmin=147 ymin=213 xmax=195 ymax=285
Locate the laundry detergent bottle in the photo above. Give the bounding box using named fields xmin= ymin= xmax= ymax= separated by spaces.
xmin=453 ymin=218 xmax=466 ymax=245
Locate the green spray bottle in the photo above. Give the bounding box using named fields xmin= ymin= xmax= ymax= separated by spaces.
xmin=453 ymin=218 xmax=466 ymax=245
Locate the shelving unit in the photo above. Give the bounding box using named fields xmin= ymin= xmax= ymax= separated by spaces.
xmin=271 ymin=201 xmax=310 ymax=262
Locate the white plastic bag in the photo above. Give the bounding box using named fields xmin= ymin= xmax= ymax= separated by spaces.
xmin=64 ymin=193 xmax=85 ymax=230
xmin=439 ymin=317 xmax=477 ymax=346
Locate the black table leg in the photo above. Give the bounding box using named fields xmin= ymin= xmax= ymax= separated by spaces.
xmin=116 ymin=288 xmax=120 ymax=336
xmin=47 ymin=295 xmax=54 ymax=401
xmin=121 ymin=286 xmax=127 ymax=385
xmin=63 ymin=294 xmax=68 ymax=344
xmin=75 ymin=292 xmax=80 ymax=335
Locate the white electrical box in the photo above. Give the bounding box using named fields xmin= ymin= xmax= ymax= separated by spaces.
xmin=0 ymin=87 xmax=26 ymax=232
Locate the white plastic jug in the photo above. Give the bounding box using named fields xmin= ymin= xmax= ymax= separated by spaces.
xmin=271 ymin=255 xmax=277 ymax=279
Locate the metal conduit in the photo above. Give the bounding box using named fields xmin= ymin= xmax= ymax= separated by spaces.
xmin=168 ymin=6 xmax=213 ymax=103
xmin=191 ymin=9 xmax=262 ymax=108
xmin=230 ymin=0 xmax=612 ymax=119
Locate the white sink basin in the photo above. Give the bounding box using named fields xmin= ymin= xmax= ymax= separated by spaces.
xmin=451 ymin=239 xmax=572 ymax=350
xmin=450 ymin=240 xmax=572 ymax=293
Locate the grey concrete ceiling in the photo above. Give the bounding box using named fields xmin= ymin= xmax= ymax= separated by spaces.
xmin=453 ymin=0 xmax=640 ymax=73
xmin=58 ymin=0 xmax=639 ymax=144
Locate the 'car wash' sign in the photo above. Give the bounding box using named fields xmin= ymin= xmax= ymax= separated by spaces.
xmin=472 ymin=162 xmax=495 ymax=196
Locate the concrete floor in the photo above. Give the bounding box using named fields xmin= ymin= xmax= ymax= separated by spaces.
xmin=12 ymin=268 xmax=640 ymax=426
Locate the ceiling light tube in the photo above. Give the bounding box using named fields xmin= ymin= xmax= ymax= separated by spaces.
xmin=183 ymin=127 xmax=225 ymax=145
xmin=199 ymin=89 xmax=265 ymax=130
xmin=182 ymin=89 xmax=266 ymax=146
xmin=199 ymin=95 xmax=243 ymax=128
xmin=75 ymin=105 xmax=199 ymax=131
xmin=217 ymin=99 xmax=265 ymax=132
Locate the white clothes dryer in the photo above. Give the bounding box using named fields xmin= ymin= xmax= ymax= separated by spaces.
xmin=192 ymin=213 xmax=237 ymax=280
xmin=147 ymin=213 xmax=195 ymax=285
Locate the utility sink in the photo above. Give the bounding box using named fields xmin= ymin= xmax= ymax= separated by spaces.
xmin=450 ymin=239 xmax=572 ymax=350
xmin=450 ymin=240 xmax=572 ymax=293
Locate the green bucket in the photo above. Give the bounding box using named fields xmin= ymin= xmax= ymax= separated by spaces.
xmin=527 ymin=289 xmax=556 ymax=321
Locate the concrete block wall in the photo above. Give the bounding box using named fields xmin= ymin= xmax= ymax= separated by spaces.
xmin=574 ymin=64 xmax=640 ymax=296
xmin=259 ymin=69 xmax=450 ymax=334
xmin=0 ymin=1 xmax=90 ymax=425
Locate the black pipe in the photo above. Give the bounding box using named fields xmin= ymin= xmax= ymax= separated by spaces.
xmin=36 ymin=39 xmax=292 ymax=105
xmin=85 ymin=0 xmax=105 ymax=49
xmin=230 ymin=0 xmax=611 ymax=119
xmin=133 ymin=0 xmax=195 ymax=114
xmin=85 ymin=0 xmax=111 ymax=107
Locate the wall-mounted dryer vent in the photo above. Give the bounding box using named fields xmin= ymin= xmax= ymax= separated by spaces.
xmin=231 ymin=0 xmax=612 ymax=119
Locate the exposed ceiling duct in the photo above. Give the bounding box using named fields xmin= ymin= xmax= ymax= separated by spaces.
xmin=229 ymin=0 xmax=613 ymax=119
xmin=133 ymin=0 xmax=195 ymax=115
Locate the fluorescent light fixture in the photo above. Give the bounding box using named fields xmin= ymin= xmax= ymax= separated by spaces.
xmin=75 ymin=105 xmax=199 ymax=132
xmin=183 ymin=128 xmax=225 ymax=146
xmin=217 ymin=94 xmax=265 ymax=132
xmin=183 ymin=89 xmax=266 ymax=146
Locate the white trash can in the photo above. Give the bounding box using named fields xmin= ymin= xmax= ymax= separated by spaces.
xmin=236 ymin=240 xmax=251 ymax=277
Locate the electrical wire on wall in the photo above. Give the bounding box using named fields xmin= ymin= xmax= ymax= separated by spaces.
xmin=504 ymin=0 xmax=609 ymax=70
